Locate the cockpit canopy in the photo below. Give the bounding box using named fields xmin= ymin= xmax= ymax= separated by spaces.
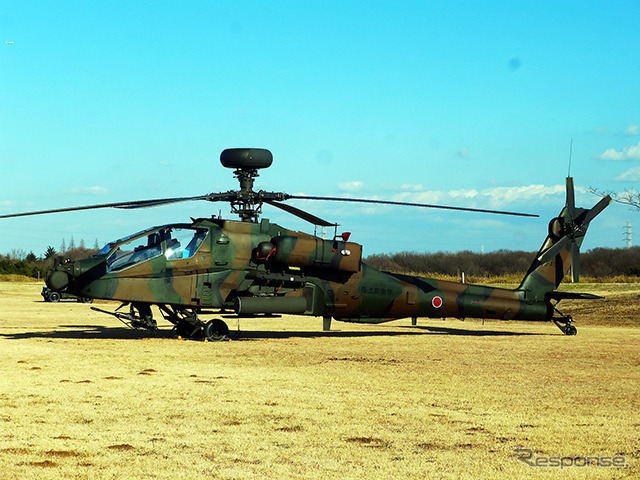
xmin=100 ymin=225 xmax=208 ymax=272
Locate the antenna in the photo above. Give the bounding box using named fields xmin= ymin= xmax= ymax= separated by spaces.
xmin=568 ymin=139 xmax=573 ymax=177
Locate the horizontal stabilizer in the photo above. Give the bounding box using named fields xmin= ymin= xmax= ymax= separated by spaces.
xmin=547 ymin=291 xmax=604 ymax=301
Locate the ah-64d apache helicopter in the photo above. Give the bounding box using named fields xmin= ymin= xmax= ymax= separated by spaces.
xmin=1 ymin=148 xmax=611 ymax=339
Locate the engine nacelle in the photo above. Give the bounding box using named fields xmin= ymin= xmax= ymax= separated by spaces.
xmin=270 ymin=235 xmax=362 ymax=273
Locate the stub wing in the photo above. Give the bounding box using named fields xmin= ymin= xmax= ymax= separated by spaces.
xmin=547 ymin=291 xmax=604 ymax=301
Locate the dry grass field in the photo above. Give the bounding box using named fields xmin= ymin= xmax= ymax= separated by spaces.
xmin=1 ymin=281 xmax=638 ymax=479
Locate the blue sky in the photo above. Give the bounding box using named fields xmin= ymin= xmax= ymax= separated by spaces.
xmin=1 ymin=1 xmax=639 ymax=258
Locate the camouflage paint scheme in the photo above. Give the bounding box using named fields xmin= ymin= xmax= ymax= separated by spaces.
xmin=2 ymin=143 xmax=608 ymax=336
xmin=52 ymin=199 xmax=594 ymax=331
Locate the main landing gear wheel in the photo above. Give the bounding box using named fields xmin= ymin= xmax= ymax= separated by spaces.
xmin=48 ymin=291 xmax=60 ymax=303
xmin=203 ymin=319 xmax=230 ymax=341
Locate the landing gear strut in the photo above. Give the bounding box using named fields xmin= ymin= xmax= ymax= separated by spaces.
xmin=92 ymin=303 xmax=232 ymax=341
xmin=552 ymin=305 xmax=577 ymax=335
xmin=159 ymin=305 xmax=230 ymax=341
xmin=129 ymin=303 xmax=157 ymax=330
xmin=91 ymin=303 xmax=158 ymax=331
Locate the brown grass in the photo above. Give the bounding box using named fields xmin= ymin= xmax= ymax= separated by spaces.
xmin=0 ymin=281 xmax=638 ymax=479
xmin=389 ymin=271 xmax=640 ymax=285
xmin=0 ymin=274 xmax=43 ymax=283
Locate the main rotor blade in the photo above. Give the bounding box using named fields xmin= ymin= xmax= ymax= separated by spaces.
xmin=0 ymin=195 xmax=212 ymax=219
xmin=286 ymin=195 xmax=539 ymax=217
xmin=265 ymin=200 xmax=337 ymax=227
xmin=115 ymin=195 xmax=214 ymax=209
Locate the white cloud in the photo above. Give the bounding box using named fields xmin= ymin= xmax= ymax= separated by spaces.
xmin=392 ymin=190 xmax=445 ymax=204
xmin=624 ymin=125 xmax=639 ymax=136
xmin=398 ymin=184 xmax=426 ymax=191
xmin=65 ymin=186 xmax=109 ymax=194
xmin=615 ymin=166 xmax=640 ymax=182
xmin=601 ymin=148 xmax=627 ymax=160
xmin=600 ymin=141 xmax=640 ymax=160
xmin=337 ymin=181 xmax=365 ymax=192
xmin=480 ymin=184 xmax=565 ymax=206
xmin=449 ymin=189 xmax=479 ymax=199
xmin=321 ymin=182 xmax=570 ymax=215
xmin=386 ymin=184 xmax=565 ymax=210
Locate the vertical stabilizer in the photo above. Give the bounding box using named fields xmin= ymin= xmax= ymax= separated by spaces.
xmin=519 ymin=178 xmax=611 ymax=302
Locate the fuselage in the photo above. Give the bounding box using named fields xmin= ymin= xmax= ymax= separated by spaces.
xmin=50 ymin=217 xmax=552 ymax=325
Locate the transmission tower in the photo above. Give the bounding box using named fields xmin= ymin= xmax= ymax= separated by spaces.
xmin=625 ymin=222 xmax=632 ymax=248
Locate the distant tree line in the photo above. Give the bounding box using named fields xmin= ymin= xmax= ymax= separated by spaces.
xmin=3 ymin=240 xmax=640 ymax=280
xmin=0 ymin=257 xmax=45 ymax=279
xmin=0 ymin=238 xmax=100 ymax=279
xmin=365 ymin=246 xmax=640 ymax=278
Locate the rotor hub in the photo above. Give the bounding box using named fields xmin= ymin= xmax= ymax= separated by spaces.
xmin=219 ymin=148 xmax=274 ymax=222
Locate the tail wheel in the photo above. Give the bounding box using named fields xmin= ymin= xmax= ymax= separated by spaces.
xmin=553 ymin=311 xmax=577 ymax=335
xmin=203 ymin=319 xmax=229 ymax=341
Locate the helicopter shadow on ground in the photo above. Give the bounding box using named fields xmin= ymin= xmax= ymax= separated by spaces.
xmin=226 ymin=325 xmax=548 ymax=340
xmin=399 ymin=324 xmax=551 ymax=337
xmin=0 ymin=324 xmax=548 ymax=341
xmin=0 ymin=325 xmax=158 ymax=341
xmin=34 ymin=300 xmax=78 ymax=304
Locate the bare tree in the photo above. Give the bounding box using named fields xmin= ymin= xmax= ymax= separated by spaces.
xmin=7 ymin=249 xmax=27 ymax=261
xmin=588 ymin=187 xmax=640 ymax=209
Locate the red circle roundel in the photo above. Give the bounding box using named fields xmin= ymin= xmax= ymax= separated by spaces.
xmin=432 ymin=296 xmax=443 ymax=308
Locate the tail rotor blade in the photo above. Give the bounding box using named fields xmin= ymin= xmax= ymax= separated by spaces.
xmin=566 ymin=177 xmax=576 ymax=219
xmin=538 ymin=236 xmax=571 ymax=264
xmin=570 ymin=242 xmax=581 ymax=282
xmin=582 ymin=195 xmax=612 ymax=226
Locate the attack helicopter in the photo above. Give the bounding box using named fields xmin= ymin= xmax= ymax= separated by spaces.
xmin=1 ymin=148 xmax=611 ymax=339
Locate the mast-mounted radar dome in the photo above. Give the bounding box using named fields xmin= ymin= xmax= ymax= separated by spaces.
xmin=220 ymin=148 xmax=273 ymax=170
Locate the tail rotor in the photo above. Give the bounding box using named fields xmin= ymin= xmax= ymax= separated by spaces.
xmin=537 ymin=177 xmax=612 ymax=282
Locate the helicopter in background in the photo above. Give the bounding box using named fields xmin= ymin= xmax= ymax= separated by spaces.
xmin=0 ymin=148 xmax=611 ymax=339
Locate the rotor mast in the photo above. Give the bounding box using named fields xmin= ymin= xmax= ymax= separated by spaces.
xmin=220 ymin=148 xmax=280 ymax=223
xmin=230 ymin=166 xmax=263 ymax=222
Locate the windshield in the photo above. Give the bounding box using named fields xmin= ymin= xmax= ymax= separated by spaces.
xmin=98 ymin=226 xmax=169 ymax=256
xmin=106 ymin=227 xmax=208 ymax=272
